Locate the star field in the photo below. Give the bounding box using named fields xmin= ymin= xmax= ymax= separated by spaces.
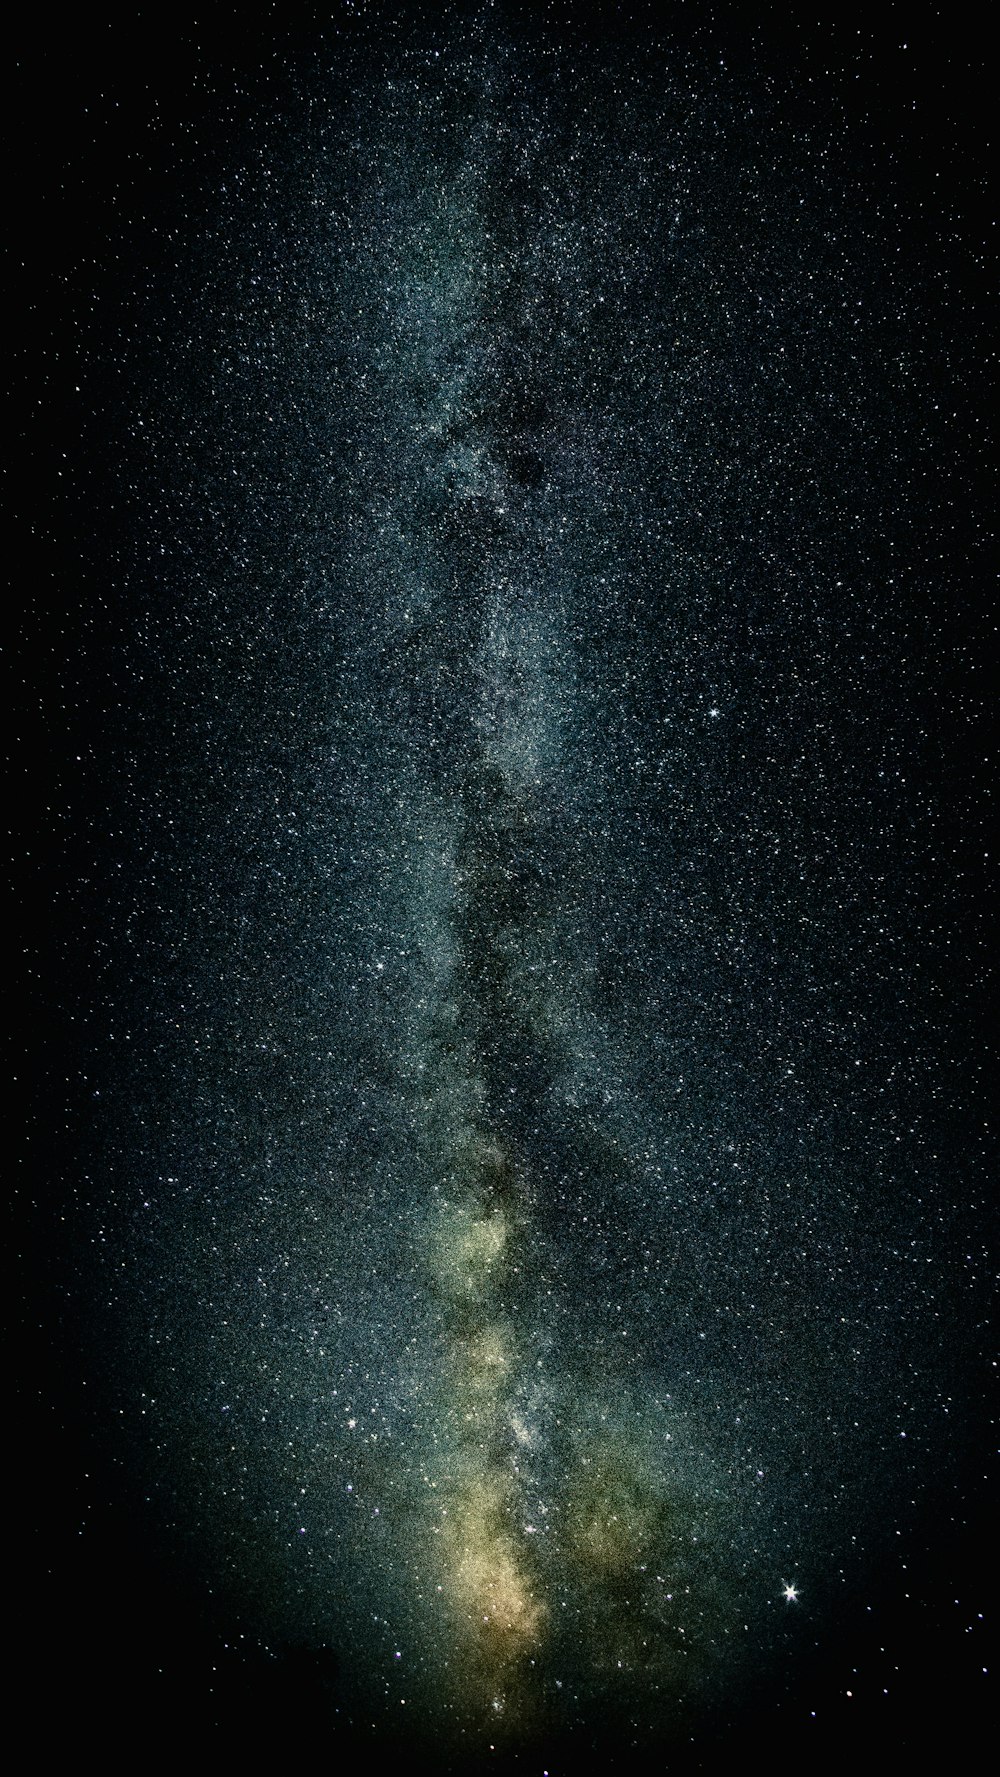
xmin=16 ymin=6 xmax=993 ymax=1770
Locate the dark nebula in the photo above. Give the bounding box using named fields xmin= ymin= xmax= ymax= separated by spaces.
xmin=16 ymin=6 xmax=992 ymax=1770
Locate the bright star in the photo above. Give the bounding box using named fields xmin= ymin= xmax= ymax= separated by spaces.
xmin=781 ymin=1580 xmax=799 ymax=1603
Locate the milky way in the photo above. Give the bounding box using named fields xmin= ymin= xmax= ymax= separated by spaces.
xmin=21 ymin=8 xmax=992 ymax=1770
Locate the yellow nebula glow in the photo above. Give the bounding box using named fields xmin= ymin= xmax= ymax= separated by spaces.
xmin=455 ymin=1212 xmax=507 ymax=1273
xmin=430 ymin=1205 xmax=509 ymax=1301
xmin=442 ymin=1476 xmax=546 ymax=1659
xmin=419 ymin=1127 xmax=548 ymax=1727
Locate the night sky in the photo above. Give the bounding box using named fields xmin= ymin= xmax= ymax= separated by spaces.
xmin=15 ymin=6 xmax=993 ymax=1770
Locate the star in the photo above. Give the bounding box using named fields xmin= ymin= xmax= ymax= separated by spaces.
xmin=781 ymin=1581 xmax=799 ymax=1604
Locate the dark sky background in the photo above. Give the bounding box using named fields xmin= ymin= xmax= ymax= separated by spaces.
xmin=14 ymin=5 xmax=993 ymax=1769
